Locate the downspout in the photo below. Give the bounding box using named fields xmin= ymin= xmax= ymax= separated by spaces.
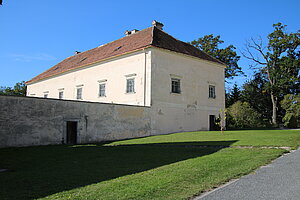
xmin=143 ymin=49 xmax=147 ymax=106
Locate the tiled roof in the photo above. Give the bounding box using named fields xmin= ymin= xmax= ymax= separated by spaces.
xmin=27 ymin=26 xmax=224 ymax=84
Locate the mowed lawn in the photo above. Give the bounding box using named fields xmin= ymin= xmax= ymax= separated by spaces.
xmin=109 ymin=129 xmax=300 ymax=149
xmin=0 ymin=130 xmax=299 ymax=200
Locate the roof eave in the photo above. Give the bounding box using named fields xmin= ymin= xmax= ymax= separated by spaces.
xmin=26 ymin=46 xmax=152 ymax=85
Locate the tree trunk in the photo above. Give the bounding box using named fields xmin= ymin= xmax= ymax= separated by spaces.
xmin=270 ymin=92 xmax=277 ymax=126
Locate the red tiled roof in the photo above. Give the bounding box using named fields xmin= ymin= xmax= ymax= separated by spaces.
xmin=27 ymin=26 xmax=224 ymax=84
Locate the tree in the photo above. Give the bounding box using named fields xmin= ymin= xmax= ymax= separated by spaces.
xmin=226 ymin=83 xmax=242 ymax=107
xmin=0 ymin=81 xmax=27 ymax=96
xmin=281 ymin=94 xmax=300 ymax=128
xmin=241 ymin=73 xmax=273 ymax=124
xmin=226 ymin=101 xmax=262 ymax=129
xmin=243 ymin=23 xmax=300 ymax=126
xmin=190 ymin=34 xmax=243 ymax=80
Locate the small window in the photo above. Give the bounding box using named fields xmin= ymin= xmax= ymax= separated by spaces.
xmin=126 ymin=78 xmax=135 ymax=93
xmin=76 ymin=87 xmax=83 ymax=100
xmin=209 ymin=85 xmax=216 ymax=99
xmin=59 ymin=91 xmax=64 ymax=99
xmin=171 ymin=78 xmax=181 ymax=94
xmin=99 ymin=83 xmax=106 ymax=97
xmin=44 ymin=94 xmax=48 ymax=98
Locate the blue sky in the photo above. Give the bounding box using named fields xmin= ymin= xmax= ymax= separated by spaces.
xmin=0 ymin=0 xmax=299 ymax=89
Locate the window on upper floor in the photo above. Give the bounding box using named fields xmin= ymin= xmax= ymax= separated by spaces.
xmin=99 ymin=83 xmax=106 ymax=97
xmin=59 ymin=91 xmax=64 ymax=99
xmin=76 ymin=87 xmax=83 ymax=100
xmin=43 ymin=92 xmax=49 ymax=98
xmin=209 ymin=85 xmax=216 ymax=99
xmin=126 ymin=78 xmax=135 ymax=93
xmin=171 ymin=78 xmax=181 ymax=94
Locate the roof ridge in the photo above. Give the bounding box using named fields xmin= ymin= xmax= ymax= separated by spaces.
xmin=96 ymin=26 xmax=153 ymax=49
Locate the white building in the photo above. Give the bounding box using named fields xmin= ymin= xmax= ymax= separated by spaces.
xmin=27 ymin=21 xmax=225 ymax=132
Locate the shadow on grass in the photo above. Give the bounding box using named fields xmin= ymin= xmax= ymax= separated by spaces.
xmin=0 ymin=140 xmax=237 ymax=200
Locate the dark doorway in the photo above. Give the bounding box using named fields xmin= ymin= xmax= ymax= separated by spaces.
xmin=209 ymin=115 xmax=216 ymax=131
xmin=66 ymin=121 xmax=77 ymax=144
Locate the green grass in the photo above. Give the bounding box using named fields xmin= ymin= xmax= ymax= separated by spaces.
xmin=0 ymin=129 xmax=298 ymax=200
xmin=108 ymin=129 xmax=300 ymax=149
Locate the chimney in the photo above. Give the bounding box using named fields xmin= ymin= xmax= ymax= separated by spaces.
xmin=131 ymin=29 xmax=139 ymax=34
xmin=125 ymin=30 xmax=131 ymax=36
xmin=152 ymin=20 xmax=164 ymax=30
xmin=125 ymin=29 xmax=139 ymax=36
xmin=74 ymin=51 xmax=81 ymax=55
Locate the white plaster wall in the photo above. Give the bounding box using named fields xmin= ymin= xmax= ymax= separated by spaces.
xmin=27 ymin=50 xmax=152 ymax=106
xmin=150 ymin=48 xmax=225 ymax=134
xmin=26 ymin=47 xmax=225 ymax=136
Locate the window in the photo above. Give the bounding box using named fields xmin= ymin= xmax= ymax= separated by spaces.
xmin=209 ymin=85 xmax=216 ymax=99
xmin=43 ymin=92 xmax=49 ymax=98
xmin=99 ymin=83 xmax=106 ymax=97
xmin=76 ymin=87 xmax=82 ymax=100
xmin=171 ymin=78 xmax=181 ymax=94
xmin=126 ymin=78 xmax=135 ymax=93
xmin=59 ymin=91 xmax=64 ymax=99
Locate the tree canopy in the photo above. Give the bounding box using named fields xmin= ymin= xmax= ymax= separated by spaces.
xmin=0 ymin=81 xmax=27 ymax=96
xmin=190 ymin=34 xmax=243 ymax=79
xmin=226 ymin=101 xmax=262 ymax=129
xmin=281 ymin=94 xmax=300 ymax=128
xmin=243 ymin=23 xmax=300 ymax=125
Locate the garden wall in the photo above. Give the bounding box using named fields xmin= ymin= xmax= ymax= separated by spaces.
xmin=0 ymin=95 xmax=151 ymax=148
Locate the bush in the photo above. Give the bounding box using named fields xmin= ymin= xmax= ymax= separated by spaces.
xmin=226 ymin=101 xmax=262 ymax=129
xmin=281 ymin=94 xmax=300 ymax=128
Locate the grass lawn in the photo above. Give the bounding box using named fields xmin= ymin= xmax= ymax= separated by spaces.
xmin=0 ymin=129 xmax=298 ymax=200
xmin=108 ymin=129 xmax=300 ymax=149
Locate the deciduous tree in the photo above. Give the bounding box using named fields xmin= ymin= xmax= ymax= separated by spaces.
xmin=243 ymin=23 xmax=300 ymax=126
xmin=190 ymin=34 xmax=243 ymax=80
xmin=226 ymin=101 xmax=262 ymax=129
xmin=281 ymin=94 xmax=300 ymax=128
xmin=0 ymin=81 xmax=27 ymax=96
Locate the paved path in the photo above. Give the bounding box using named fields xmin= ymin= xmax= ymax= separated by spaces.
xmin=195 ymin=148 xmax=300 ymax=200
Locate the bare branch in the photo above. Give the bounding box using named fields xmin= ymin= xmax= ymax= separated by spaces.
xmin=241 ymin=43 xmax=267 ymax=65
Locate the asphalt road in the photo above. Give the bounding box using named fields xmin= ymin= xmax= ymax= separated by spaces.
xmin=196 ymin=148 xmax=300 ymax=200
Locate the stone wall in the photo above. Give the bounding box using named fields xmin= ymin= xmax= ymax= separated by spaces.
xmin=0 ymin=95 xmax=151 ymax=148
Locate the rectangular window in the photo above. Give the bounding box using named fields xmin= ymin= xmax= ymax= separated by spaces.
xmin=171 ymin=78 xmax=181 ymax=94
xmin=209 ymin=85 xmax=216 ymax=98
xmin=76 ymin=87 xmax=82 ymax=100
xmin=59 ymin=91 xmax=64 ymax=99
xmin=99 ymin=83 xmax=106 ymax=97
xmin=126 ymin=78 xmax=135 ymax=93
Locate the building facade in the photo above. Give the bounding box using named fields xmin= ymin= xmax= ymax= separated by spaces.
xmin=27 ymin=21 xmax=225 ymax=133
